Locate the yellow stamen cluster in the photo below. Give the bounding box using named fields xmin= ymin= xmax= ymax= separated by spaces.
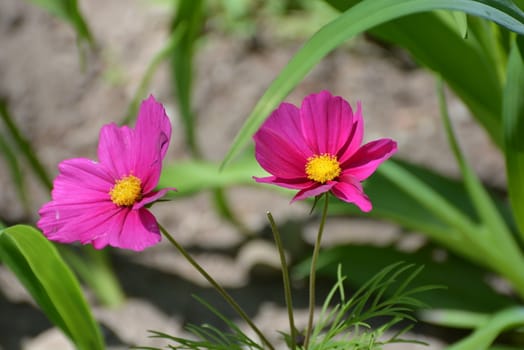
xmin=305 ymin=154 xmax=341 ymax=183
xmin=109 ymin=175 xmax=142 ymax=206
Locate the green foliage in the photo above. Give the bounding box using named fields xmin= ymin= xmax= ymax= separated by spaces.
xmin=159 ymin=154 xmax=264 ymax=196
xmin=136 ymin=296 xmax=264 ymax=350
xmin=0 ymin=225 xmax=104 ymax=350
xmin=306 ymin=263 xmax=434 ymax=350
xmin=295 ymin=244 xmax=514 ymax=313
xmin=138 ymin=264 xmax=432 ymax=350
xmin=447 ymin=307 xmax=524 ymax=350
xmin=503 ymin=39 xmax=524 ymax=241
xmin=170 ymin=0 xmax=205 ymax=157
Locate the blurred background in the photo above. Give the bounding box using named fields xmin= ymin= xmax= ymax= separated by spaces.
xmin=0 ymin=0 xmax=510 ymax=349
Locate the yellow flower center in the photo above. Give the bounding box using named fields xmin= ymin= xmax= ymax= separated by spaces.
xmin=305 ymin=154 xmax=341 ymax=183
xmin=109 ymin=175 xmax=142 ymax=206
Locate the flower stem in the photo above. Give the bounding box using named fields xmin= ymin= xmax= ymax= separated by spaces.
xmin=266 ymin=212 xmax=297 ymax=350
xmin=304 ymin=193 xmax=329 ymax=349
xmin=158 ymin=224 xmax=274 ymax=350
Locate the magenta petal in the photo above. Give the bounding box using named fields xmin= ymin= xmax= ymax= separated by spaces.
xmin=253 ymin=175 xmax=314 ymax=190
xmin=108 ymin=209 xmax=161 ymax=251
xmin=343 ymin=139 xmax=397 ymax=181
xmin=300 ymin=91 xmax=355 ymax=155
xmin=38 ymin=201 xmax=121 ymax=245
xmin=338 ymin=101 xmax=364 ymax=163
xmin=331 ymin=180 xmax=372 ymax=212
xmin=51 ymin=158 xmax=114 ymax=203
xmin=257 ymin=102 xmax=313 ymax=157
xmin=134 ymin=187 xmax=177 ymax=209
xmin=133 ymin=96 xmax=172 ymax=192
xmin=254 ymin=128 xmax=310 ymax=179
xmin=97 ymin=123 xmax=136 ymax=179
xmin=136 ymin=95 xmax=172 ymax=159
xmin=292 ymin=182 xmax=335 ymax=202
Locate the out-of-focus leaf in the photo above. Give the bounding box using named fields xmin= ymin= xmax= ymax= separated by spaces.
xmin=0 ymin=131 xmax=29 ymax=212
xmin=421 ymin=309 xmax=490 ymax=329
xmin=452 ymin=11 xmax=469 ymax=38
xmin=294 ymin=243 xmax=515 ymax=313
xmin=503 ymin=39 xmax=524 ymax=241
xmin=446 ymin=307 xmax=524 ymax=350
xmin=0 ymin=98 xmax=52 ymax=190
xmin=121 ymin=26 xmax=184 ymax=125
xmin=438 ymin=78 xmax=524 ymax=277
xmin=223 ymin=0 xmax=524 ymax=166
xmin=328 ymin=158 xmax=520 ymax=282
xmin=170 ymin=0 xmax=205 ymax=156
xmin=0 ymin=225 xmax=104 ymax=350
xmin=25 ymin=0 xmax=93 ymax=45
xmin=159 ymin=155 xmax=265 ymax=196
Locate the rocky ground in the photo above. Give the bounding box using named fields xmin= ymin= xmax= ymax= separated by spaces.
xmin=0 ymin=0 xmax=505 ymax=349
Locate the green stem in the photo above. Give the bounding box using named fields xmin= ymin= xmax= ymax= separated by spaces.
xmin=267 ymin=212 xmax=296 ymax=350
xmin=304 ymin=193 xmax=329 ymax=349
xmin=158 ymin=224 xmax=275 ymax=350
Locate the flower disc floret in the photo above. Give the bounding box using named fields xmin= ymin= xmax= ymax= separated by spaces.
xmin=305 ymin=154 xmax=341 ymax=183
xmin=110 ymin=175 xmax=142 ymax=206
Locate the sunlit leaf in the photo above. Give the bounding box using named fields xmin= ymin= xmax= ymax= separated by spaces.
xmin=0 ymin=225 xmax=104 ymax=350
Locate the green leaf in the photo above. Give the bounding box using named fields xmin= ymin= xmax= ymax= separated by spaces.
xmin=0 ymin=225 xmax=104 ymax=350
xmin=222 ymin=0 xmax=524 ymax=166
xmin=159 ymin=154 xmax=265 ymax=196
xmin=447 ymin=307 xmax=524 ymax=350
xmin=24 ymin=0 xmax=93 ymax=45
xmin=452 ymin=10 xmax=469 ymax=38
xmin=170 ymin=0 xmax=205 ymax=157
xmin=503 ymin=38 xmax=524 ymax=241
xmin=437 ymin=78 xmax=524 ymax=280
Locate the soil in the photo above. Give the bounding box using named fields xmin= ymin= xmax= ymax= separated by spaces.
xmin=0 ymin=0 xmax=505 ymax=349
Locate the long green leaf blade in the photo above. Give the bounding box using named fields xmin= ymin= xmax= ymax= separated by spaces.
xmin=222 ymin=0 xmax=524 ymax=167
xmin=0 ymin=225 xmax=104 ymax=350
xmin=503 ymin=39 xmax=524 ymax=241
xmin=170 ymin=0 xmax=204 ymax=157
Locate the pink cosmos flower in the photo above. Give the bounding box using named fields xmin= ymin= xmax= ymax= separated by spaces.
xmin=37 ymin=95 xmax=175 ymax=251
xmin=253 ymin=90 xmax=397 ymax=212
